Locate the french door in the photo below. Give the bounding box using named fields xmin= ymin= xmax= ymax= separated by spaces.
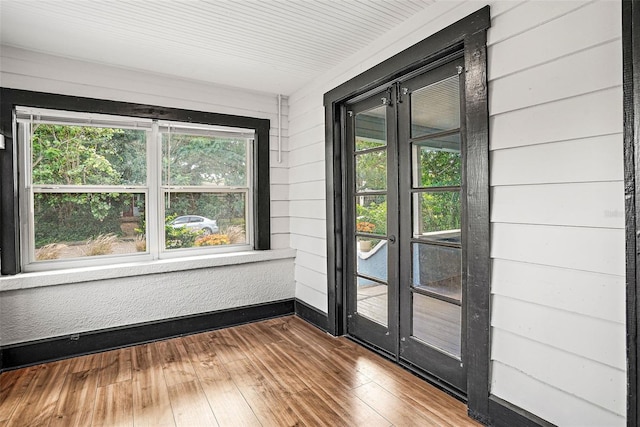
xmin=345 ymin=57 xmax=467 ymax=393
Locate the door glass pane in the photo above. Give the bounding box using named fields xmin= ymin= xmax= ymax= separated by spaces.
xmin=411 ymin=75 xmax=460 ymax=138
xmin=356 ymin=236 xmax=388 ymax=327
xmin=357 ymin=237 xmax=387 ymax=282
xmin=355 ymin=149 xmax=387 ymax=192
xmin=413 ymin=191 xmax=461 ymax=239
xmin=356 ymin=194 xmax=387 ymax=235
xmin=412 ymin=293 xmax=461 ymax=357
xmin=355 ymin=105 xmax=387 ymax=151
xmin=413 ymin=134 xmax=461 ymax=188
xmin=412 ymin=243 xmax=461 ymax=300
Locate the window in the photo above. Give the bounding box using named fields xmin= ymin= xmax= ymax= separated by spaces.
xmin=11 ymin=104 xmax=268 ymax=272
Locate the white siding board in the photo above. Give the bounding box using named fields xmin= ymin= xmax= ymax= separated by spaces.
xmin=492 ymin=259 xmax=625 ymax=324
xmin=490 ymin=87 xmax=622 ymax=150
xmin=491 ymin=362 xmax=625 ymax=427
xmin=491 ymin=181 xmax=624 ymax=229
xmin=490 ymin=134 xmax=623 ymax=186
xmin=290 ymin=161 xmax=325 ymax=185
xmin=289 ymin=140 xmax=325 ymax=166
xmin=489 ymin=40 xmax=622 ymax=115
xmin=491 ymin=295 xmax=625 ymax=370
xmin=492 ymin=328 xmax=626 ymax=415
xmin=487 ymin=0 xmax=590 ymax=46
xmin=288 ymin=106 xmax=325 ymax=136
xmin=270 ymin=201 xmax=289 ymax=218
xmin=290 ymin=234 xmax=327 ymax=258
xmin=270 ymin=217 xmax=290 ymax=235
xmin=295 ymin=264 xmax=328 ymax=294
xmin=295 ymin=250 xmax=328 ymax=275
xmin=491 ymin=223 xmax=625 ymax=276
xmin=290 ymin=218 xmax=326 ymax=239
xmin=270 ymin=184 xmax=289 ymax=201
xmin=271 ymin=234 xmax=290 ymax=249
xmin=290 ymin=200 xmax=326 ymax=220
xmin=289 ymin=180 xmax=326 ymax=201
xmin=296 ymin=282 xmax=328 ymax=313
xmin=488 ymin=1 xmax=621 ymax=80
xmin=270 ymin=167 xmax=288 ymax=185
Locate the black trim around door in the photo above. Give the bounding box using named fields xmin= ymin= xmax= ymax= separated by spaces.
xmin=623 ymin=1 xmax=640 ymax=426
xmin=324 ymin=5 xmax=491 ymax=422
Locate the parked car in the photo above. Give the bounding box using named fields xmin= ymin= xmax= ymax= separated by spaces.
xmin=168 ymin=215 xmax=219 ymax=235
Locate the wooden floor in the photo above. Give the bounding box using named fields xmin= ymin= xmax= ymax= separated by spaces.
xmin=0 ymin=316 xmax=480 ymax=427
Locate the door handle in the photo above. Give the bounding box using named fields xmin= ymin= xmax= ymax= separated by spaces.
xmin=388 ymin=235 xmax=396 ymax=244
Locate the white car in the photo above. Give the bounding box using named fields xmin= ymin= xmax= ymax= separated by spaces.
xmin=168 ymin=215 xmax=219 ymax=235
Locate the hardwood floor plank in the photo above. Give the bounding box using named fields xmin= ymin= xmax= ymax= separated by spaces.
xmin=50 ymin=369 xmax=99 ymax=427
xmin=98 ymin=348 xmax=132 ymax=387
xmin=69 ymin=353 xmax=102 ymax=374
xmin=166 ymin=380 xmax=218 ymax=427
xmin=225 ymin=357 xmax=301 ymax=426
xmin=353 ymin=381 xmax=442 ymax=426
xmin=0 ymin=367 xmax=38 ymax=422
xmin=192 ymin=359 xmax=261 ymax=427
xmin=6 ymin=360 xmax=69 ymax=427
xmin=202 ymin=328 xmax=246 ymax=365
xmin=131 ymin=344 xmax=175 ymax=427
xmin=92 ymin=381 xmax=133 ymax=427
xmin=157 ymin=339 xmax=197 ymax=387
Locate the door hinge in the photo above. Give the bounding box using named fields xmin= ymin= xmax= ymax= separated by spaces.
xmin=398 ymin=86 xmax=408 ymax=104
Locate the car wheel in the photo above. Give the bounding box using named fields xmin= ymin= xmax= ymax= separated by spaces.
xmin=202 ymin=227 xmax=213 ymax=235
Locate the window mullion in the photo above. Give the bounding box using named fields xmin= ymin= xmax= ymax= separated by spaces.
xmin=148 ymin=123 xmax=161 ymax=259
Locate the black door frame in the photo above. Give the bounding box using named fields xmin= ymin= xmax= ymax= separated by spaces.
xmin=623 ymin=1 xmax=640 ymax=426
xmin=324 ymin=6 xmax=491 ymax=419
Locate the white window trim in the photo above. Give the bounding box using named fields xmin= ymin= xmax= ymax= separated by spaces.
xmin=16 ymin=107 xmax=257 ymax=272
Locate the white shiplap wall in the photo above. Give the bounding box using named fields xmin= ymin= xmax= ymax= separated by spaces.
xmin=488 ymin=1 xmax=624 ymax=425
xmin=287 ymin=1 xmax=625 ymax=425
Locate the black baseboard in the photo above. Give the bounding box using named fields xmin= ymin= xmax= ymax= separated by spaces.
xmin=487 ymin=396 xmax=556 ymax=427
xmin=295 ymin=299 xmax=328 ymax=331
xmin=1 ymin=298 xmax=294 ymax=371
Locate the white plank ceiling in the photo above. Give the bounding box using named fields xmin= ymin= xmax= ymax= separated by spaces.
xmin=0 ymin=0 xmax=437 ymax=95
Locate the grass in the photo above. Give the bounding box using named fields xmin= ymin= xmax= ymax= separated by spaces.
xmin=83 ymin=234 xmax=118 ymax=256
xmin=35 ymin=243 xmax=68 ymax=260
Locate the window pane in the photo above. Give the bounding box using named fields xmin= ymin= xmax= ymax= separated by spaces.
xmin=165 ymin=192 xmax=247 ymax=249
xmin=355 ymin=105 xmax=386 ymax=151
xmin=33 ymin=192 xmax=146 ymax=260
xmin=355 ymin=149 xmax=386 ymax=192
xmin=413 ymin=134 xmax=461 ymax=188
xmin=412 ymin=293 xmax=461 ymax=357
xmin=411 ymin=75 xmax=460 ymax=138
xmin=32 ymin=124 xmax=146 ymax=185
xmin=413 ymin=191 xmax=461 ymax=239
xmin=412 ymin=243 xmax=461 ymax=300
xmin=162 ymin=133 xmax=248 ymax=186
xmin=356 ymin=194 xmax=386 ymax=236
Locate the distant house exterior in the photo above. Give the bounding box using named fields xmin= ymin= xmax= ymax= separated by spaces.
xmin=0 ymin=1 xmax=637 ymax=426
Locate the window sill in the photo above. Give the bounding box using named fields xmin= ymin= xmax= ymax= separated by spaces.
xmin=0 ymin=248 xmax=296 ymax=292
